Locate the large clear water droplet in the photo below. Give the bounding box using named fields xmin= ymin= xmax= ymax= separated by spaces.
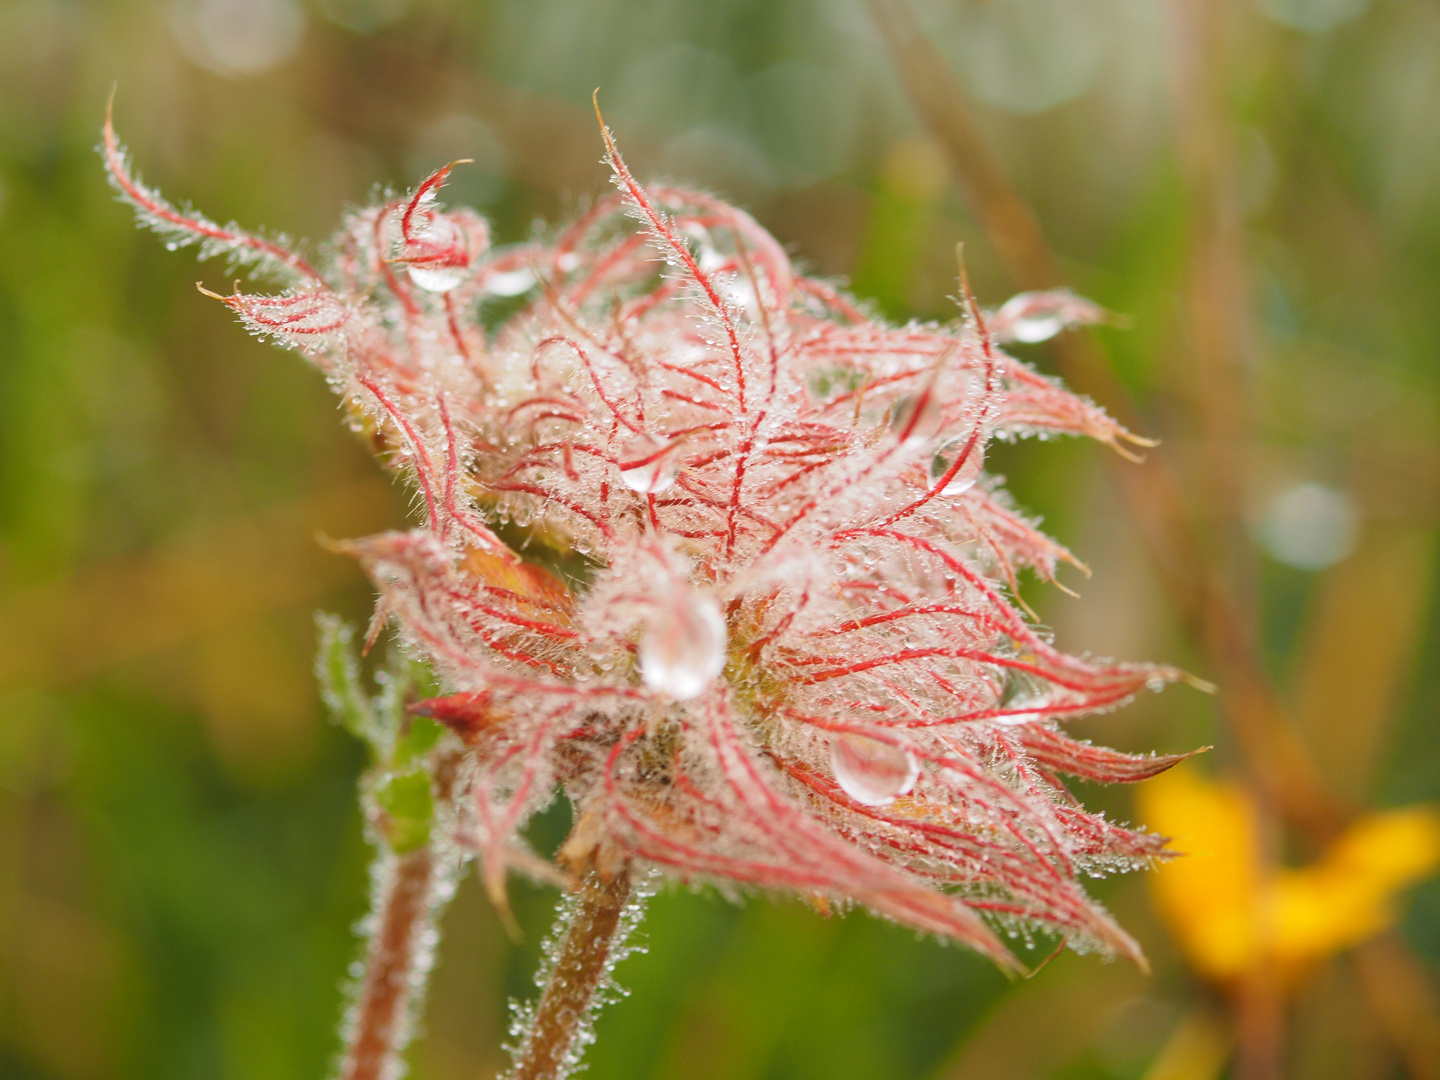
xmin=930 ymin=436 xmax=985 ymax=496
xmin=721 ymin=278 xmax=757 ymax=315
xmin=640 ymin=594 xmax=726 ymax=700
xmin=698 ymin=245 xmax=726 ymax=272
xmin=830 ymin=733 xmax=920 ymax=806
xmin=619 ymin=434 xmax=678 ymax=495
xmin=890 ymin=390 xmax=943 ymax=451
xmin=483 ymin=268 xmax=536 ymax=297
xmin=408 ymin=265 xmax=466 ymax=292
xmin=1009 ymin=312 xmax=1065 ymax=343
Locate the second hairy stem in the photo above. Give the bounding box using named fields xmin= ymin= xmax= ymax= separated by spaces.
xmin=511 ymin=868 xmax=634 ymax=1080
xmin=342 ymin=847 xmax=441 ymax=1080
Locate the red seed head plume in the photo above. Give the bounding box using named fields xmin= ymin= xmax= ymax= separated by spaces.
xmin=105 ymin=99 xmax=1193 ymax=973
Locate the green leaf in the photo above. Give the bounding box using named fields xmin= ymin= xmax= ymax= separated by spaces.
xmin=314 ymin=613 xmax=381 ymax=752
xmin=373 ymin=652 xmax=438 ymax=746
xmin=393 ymin=717 xmax=445 ymax=768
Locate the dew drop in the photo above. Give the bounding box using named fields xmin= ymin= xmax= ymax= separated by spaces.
xmin=721 ymin=278 xmax=757 ymax=313
xmin=618 ymin=434 xmax=678 ymax=495
xmin=698 ymin=245 xmax=726 ymax=273
xmin=890 ymin=390 xmax=943 ymax=451
xmin=484 ymin=268 xmax=536 ymax=297
xmin=930 ymin=436 xmax=985 ymax=496
xmin=1008 ymin=313 xmax=1065 ymax=344
xmin=639 ymin=593 xmax=727 ymax=700
xmin=830 ymin=733 xmax=920 ymax=806
xmin=408 ymin=265 xmax=465 ymax=292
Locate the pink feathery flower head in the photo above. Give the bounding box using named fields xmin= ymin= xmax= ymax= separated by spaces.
xmin=104 ymin=102 xmax=1192 ymax=977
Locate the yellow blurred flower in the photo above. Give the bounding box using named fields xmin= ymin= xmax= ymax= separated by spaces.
xmin=1138 ymin=765 xmax=1440 ymax=981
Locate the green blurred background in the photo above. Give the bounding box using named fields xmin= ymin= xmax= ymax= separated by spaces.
xmin=1 ymin=0 xmax=1437 ymax=1078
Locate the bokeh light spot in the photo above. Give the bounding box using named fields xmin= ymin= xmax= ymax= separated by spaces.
xmin=170 ymin=0 xmax=305 ymax=78
xmin=1255 ymin=481 xmax=1359 ymax=570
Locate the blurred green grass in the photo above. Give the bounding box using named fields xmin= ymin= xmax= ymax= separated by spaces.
xmin=1 ymin=1 xmax=1437 ymax=1078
